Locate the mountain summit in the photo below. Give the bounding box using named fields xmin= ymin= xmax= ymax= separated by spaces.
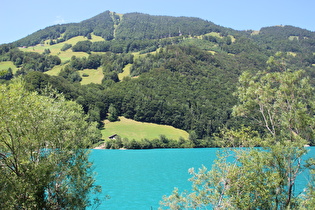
xmin=15 ymin=11 xmax=231 ymax=47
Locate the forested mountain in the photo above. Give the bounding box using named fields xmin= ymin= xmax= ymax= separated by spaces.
xmin=1 ymin=11 xmax=315 ymax=147
xmin=13 ymin=11 xmax=231 ymax=47
xmin=14 ymin=11 xmax=115 ymax=46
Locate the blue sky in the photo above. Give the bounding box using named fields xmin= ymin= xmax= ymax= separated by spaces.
xmin=1 ymin=0 xmax=314 ymax=44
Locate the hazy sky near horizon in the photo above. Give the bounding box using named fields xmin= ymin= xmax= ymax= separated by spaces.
xmin=1 ymin=0 xmax=314 ymax=44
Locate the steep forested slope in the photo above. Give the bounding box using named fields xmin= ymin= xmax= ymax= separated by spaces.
xmin=250 ymin=25 xmax=315 ymax=53
xmin=1 ymin=11 xmax=315 ymax=146
xmin=114 ymin=12 xmax=226 ymax=39
xmin=104 ymin=45 xmax=242 ymax=138
xmin=13 ymin=11 xmax=230 ymax=47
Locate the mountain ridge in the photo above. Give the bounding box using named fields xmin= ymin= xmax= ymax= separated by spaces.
xmin=8 ymin=10 xmax=315 ymax=54
xmin=13 ymin=11 xmax=227 ymax=46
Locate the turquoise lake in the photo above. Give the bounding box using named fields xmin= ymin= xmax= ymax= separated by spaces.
xmin=90 ymin=147 xmax=315 ymax=210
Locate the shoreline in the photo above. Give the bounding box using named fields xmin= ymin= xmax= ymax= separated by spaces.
xmin=93 ymin=143 xmax=127 ymax=150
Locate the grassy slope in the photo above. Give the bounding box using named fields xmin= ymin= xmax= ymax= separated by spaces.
xmin=15 ymin=33 xmax=233 ymax=83
xmin=78 ymin=67 xmax=104 ymax=85
xmin=19 ymin=34 xmax=104 ymax=63
xmin=3 ymin=32 xmax=237 ymax=84
xmin=118 ymin=50 xmax=161 ymax=79
xmin=19 ymin=34 xmax=105 ymax=83
xmin=102 ymin=116 xmax=189 ymax=141
xmin=0 ymin=61 xmax=18 ymax=74
xmin=0 ymin=34 xmax=107 ymax=84
xmin=45 ymin=65 xmax=63 ymax=76
xmin=118 ymin=63 xmax=132 ymax=80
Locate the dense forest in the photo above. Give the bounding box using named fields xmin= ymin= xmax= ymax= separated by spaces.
xmin=12 ymin=11 xmax=230 ymax=47
xmin=1 ymin=11 xmax=315 ymax=148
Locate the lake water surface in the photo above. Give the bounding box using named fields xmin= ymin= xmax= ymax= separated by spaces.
xmin=90 ymin=147 xmax=315 ymax=210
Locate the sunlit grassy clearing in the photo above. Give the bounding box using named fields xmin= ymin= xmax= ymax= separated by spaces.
xmin=251 ymin=30 xmax=260 ymax=35
xmin=117 ymin=50 xmax=161 ymax=79
xmin=19 ymin=34 xmax=104 ymax=63
xmin=45 ymin=65 xmax=63 ymax=76
xmin=102 ymin=116 xmax=189 ymax=141
xmin=20 ymin=45 xmax=88 ymax=64
xmin=289 ymin=36 xmax=299 ymax=41
xmin=90 ymin=33 xmax=106 ymax=42
xmin=0 ymin=61 xmax=18 ymax=74
xmin=78 ymin=68 xmax=104 ymax=85
xmin=229 ymin=35 xmax=236 ymax=43
xmin=118 ymin=63 xmax=132 ymax=80
xmin=202 ymin=32 xmax=222 ymax=38
xmin=46 ymin=66 xmax=104 ymax=84
xmin=287 ymin=52 xmax=297 ymax=57
xmin=57 ymin=51 xmax=88 ymax=63
xmin=20 ymin=36 xmax=86 ymax=53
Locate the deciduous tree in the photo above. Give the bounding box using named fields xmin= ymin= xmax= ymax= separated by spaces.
xmin=0 ymin=79 xmax=102 ymax=209
xmin=161 ymin=62 xmax=315 ymax=209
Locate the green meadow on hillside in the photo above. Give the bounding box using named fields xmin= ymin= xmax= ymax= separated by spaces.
xmin=0 ymin=61 xmax=18 ymax=73
xmin=19 ymin=34 xmax=104 ymax=63
xmin=14 ymin=32 xmax=228 ymax=84
xmin=102 ymin=116 xmax=189 ymax=141
xmin=118 ymin=63 xmax=132 ymax=80
xmin=45 ymin=65 xmax=63 ymax=76
xmin=45 ymin=66 xmax=104 ymax=84
xmin=17 ymin=34 xmax=106 ymax=84
xmin=78 ymin=68 xmax=104 ymax=84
